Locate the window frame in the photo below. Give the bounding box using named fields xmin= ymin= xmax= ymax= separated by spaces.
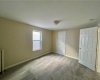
xmin=32 ymin=30 xmax=42 ymax=51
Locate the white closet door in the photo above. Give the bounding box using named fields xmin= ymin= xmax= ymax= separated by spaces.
xmin=79 ymin=27 xmax=98 ymax=71
xmin=57 ymin=31 xmax=66 ymax=55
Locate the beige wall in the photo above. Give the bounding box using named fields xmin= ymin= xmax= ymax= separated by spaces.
xmin=52 ymin=30 xmax=59 ymax=52
xmin=0 ymin=17 xmax=52 ymax=68
xmin=66 ymin=29 xmax=80 ymax=59
xmin=52 ymin=29 xmax=80 ymax=59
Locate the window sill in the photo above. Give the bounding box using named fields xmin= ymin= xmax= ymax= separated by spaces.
xmin=33 ymin=48 xmax=42 ymax=51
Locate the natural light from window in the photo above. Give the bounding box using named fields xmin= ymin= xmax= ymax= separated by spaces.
xmin=32 ymin=31 xmax=42 ymax=51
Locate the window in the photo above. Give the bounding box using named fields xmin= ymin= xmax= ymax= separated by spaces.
xmin=32 ymin=31 xmax=42 ymax=51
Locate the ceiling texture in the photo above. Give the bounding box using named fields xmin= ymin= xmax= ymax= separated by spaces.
xmin=0 ymin=0 xmax=100 ymax=30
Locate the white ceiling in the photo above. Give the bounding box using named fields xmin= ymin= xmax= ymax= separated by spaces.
xmin=0 ymin=0 xmax=100 ymax=30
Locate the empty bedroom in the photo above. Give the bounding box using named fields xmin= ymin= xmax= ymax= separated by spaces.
xmin=0 ymin=0 xmax=100 ymax=80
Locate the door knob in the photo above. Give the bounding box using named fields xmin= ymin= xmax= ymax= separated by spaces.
xmin=80 ymin=48 xmax=81 ymax=49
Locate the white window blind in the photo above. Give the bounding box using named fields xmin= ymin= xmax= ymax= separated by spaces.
xmin=32 ymin=31 xmax=42 ymax=51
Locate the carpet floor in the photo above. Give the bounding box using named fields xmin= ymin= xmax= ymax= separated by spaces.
xmin=0 ymin=53 xmax=100 ymax=80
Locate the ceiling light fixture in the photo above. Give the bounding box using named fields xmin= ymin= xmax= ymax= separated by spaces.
xmin=89 ymin=19 xmax=95 ymax=21
xmin=54 ymin=20 xmax=61 ymax=25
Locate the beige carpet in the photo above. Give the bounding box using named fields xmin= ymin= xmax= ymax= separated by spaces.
xmin=0 ymin=53 xmax=100 ymax=80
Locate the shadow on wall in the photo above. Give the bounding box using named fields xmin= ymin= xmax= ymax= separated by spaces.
xmin=65 ymin=29 xmax=80 ymax=59
xmin=66 ymin=44 xmax=78 ymax=58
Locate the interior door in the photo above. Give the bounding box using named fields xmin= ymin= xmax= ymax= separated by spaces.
xmin=57 ymin=31 xmax=66 ymax=55
xmin=79 ymin=27 xmax=98 ymax=71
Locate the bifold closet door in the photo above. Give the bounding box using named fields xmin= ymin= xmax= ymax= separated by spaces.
xmin=57 ymin=31 xmax=66 ymax=55
xmin=79 ymin=27 xmax=97 ymax=71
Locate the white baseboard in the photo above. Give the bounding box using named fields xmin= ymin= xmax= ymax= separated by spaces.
xmin=54 ymin=51 xmax=78 ymax=60
xmin=5 ymin=52 xmax=51 ymax=70
xmin=65 ymin=55 xmax=78 ymax=60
